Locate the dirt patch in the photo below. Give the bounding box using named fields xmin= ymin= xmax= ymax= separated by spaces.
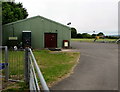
xmin=2 ymin=80 xmax=19 ymax=91
xmin=49 ymin=49 xmax=80 ymax=54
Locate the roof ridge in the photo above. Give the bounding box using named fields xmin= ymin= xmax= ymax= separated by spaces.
xmin=3 ymin=15 xmax=70 ymax=28
xmin=3 ymin=15 xmax=39 ymax=26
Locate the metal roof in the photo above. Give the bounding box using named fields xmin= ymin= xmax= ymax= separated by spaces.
xmin=3 ymin=15 xmax=71 ymax=29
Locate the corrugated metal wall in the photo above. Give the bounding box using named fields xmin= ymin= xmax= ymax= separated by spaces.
xmin=2 ymin=16 xmax=71 ymax=49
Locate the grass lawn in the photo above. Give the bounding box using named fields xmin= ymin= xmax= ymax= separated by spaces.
xmin=71 ymin=38 xmax=117 ymax=42
xmin=2 ymin=50 xmax=80 ymax=91
xmin=34 ymin=50 xmax=80 ymax=85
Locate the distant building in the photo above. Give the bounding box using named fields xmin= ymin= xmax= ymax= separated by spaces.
xmin=2 ymin=16 xmax=71 ymax=49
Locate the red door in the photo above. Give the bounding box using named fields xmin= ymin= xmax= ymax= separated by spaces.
xmin=44 ymin=33 xmax=57 ymax=48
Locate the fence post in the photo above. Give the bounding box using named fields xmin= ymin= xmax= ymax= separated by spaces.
xmin=5 ymin=46 xmax=9 ymax=82
xmin=24 ymin=47 xmax=30 ymax=84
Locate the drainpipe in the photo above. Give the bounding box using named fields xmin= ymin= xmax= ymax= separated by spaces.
xmin=12 ymin=24 xmax=14 ymax=37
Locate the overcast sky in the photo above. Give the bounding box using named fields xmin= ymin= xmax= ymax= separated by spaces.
xmin=15 ymin=0 xmax=119 ymax=35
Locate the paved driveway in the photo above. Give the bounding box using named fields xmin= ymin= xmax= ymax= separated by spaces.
xmin=51 ymin=41 xmax=118 ymax=90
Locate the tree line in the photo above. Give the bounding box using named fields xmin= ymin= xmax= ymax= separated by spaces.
xmin=71 ymin=28 xmax=119 ymax=39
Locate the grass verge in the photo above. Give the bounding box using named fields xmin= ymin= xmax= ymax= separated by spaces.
xmin=34 ymin=50 xmax=80 ymax=86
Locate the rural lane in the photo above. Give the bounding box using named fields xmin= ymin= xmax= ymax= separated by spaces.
xmin=51 ymin=41 xmax=118 ymax=90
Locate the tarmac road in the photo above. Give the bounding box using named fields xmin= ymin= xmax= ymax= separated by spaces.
xmin=51 ymin=41 xmax=118 ymax=90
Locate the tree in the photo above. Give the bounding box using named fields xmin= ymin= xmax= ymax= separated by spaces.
xmin=2 ymin=2 xmax=28 ymax=24
xmin=97 ymin=32 xmax=104 ymax=36
xmin=76 ymin=33 xmax=82 ymax=38
xmin=71 ymin=27 xmax=77 ymax=38
xmin=92 ymin=34 xmax=97 ymax=38
xmin=81 ymin=33 xmax=91 ymax=38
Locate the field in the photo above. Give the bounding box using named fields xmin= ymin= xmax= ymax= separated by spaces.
xmin=2 ymin=50 xmax=80 ymax=91
xmin=71 ymin=38 xmax=117 ymax=42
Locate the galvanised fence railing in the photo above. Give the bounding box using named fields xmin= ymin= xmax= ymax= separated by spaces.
xmin=25 ymin=48 xmax=49 ymax=92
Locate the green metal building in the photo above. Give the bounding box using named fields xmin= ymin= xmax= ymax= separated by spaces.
xmin=2 ymin=16 xmax=71 ymax=49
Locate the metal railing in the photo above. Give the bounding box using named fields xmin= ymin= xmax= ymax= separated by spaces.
xmin=29 ymin=59 xmax=40 ymax=91
xmin=25 ymin=48 xmax=49 ymax=92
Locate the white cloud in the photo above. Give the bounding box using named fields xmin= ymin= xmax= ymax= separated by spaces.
xmin=15 ymin=0 xmax=119 ymax=35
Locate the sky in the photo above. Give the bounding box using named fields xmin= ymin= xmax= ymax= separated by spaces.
xmin=15 ymin=0 xmax=119 ymax=35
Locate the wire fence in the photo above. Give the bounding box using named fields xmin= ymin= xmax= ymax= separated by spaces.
xmin=1 ymin=46 xmax=24 ymax=81
xmin=8 ymin=50 xmax=24 ymax=81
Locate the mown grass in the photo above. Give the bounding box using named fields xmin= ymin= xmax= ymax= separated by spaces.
xmin=33 ymin=50 xmax=80 ymax=84
xmin=2 ymin=50 xmax=80 ymax=91
xmin=71 ymin=38 xmax=117 ymax=42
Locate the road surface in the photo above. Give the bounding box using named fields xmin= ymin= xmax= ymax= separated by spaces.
xmin=51 ymin=41 xmax=118 ymax=90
